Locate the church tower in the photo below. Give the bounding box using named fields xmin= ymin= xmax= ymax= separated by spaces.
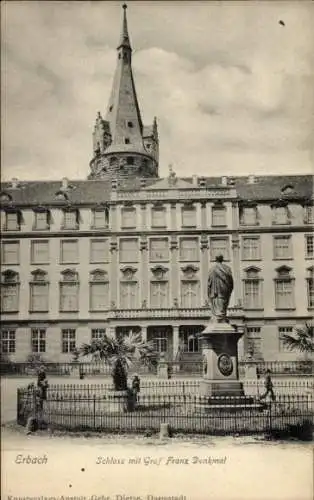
xmin=89 ymin=4 xmax=159 ymax=181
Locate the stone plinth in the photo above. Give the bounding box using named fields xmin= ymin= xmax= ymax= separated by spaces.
xmin=198 ymin=322 xmax=244 ymax=397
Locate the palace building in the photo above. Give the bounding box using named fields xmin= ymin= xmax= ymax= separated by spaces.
xmin=1 ymin=5 xmax=313 ymax=364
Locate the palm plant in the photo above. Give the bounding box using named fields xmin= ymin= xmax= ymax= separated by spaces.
xmin=79 ymin=330 xmax=157 ymax=391
xmin=281 ymin=323 xmax=314 ymax=354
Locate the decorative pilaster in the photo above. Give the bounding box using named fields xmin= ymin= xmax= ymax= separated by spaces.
xmin=170 ymin=235 xmax=179 ymax=307
xmin=109 ymin=237 xmax=118 ymax=308
xmin=200 ymin=234 xmax=209 ymax=306
xmin=170 ymin=202 xmax=177 ymax=231
xmin=231 ymin=235 xmax=241 ymax=307
xmin=140 ymin=236 xmax=148 ymax=306
xmin=140 ymin=202 xmax=147 ymax=231
xmin=200 ymin=201 xmax=207 ymax=230
xmin=109 ymin=203 xmax=117 ymax=231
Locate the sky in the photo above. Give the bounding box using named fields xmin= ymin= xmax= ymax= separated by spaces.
xmin=1 ymin=0 xmax=314 ymax=181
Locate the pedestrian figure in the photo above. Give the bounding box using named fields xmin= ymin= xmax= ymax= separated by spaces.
xmin=259 ymin=369 xmax=276 ymax=401
xmin=131 ymin=374 xmax=140 ymax=402
xmin=37 ymin=366 xmax=49 ymax=409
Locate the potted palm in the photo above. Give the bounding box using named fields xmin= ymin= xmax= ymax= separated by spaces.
xmin=79 ymin=330 xmax=157 ymax=412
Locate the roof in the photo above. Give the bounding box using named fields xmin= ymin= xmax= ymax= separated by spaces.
xmin=0 ymin=175 xmax=312 ymax=206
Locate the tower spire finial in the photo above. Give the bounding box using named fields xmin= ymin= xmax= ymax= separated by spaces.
xmin=118 ymin=3 xmax=131 ymax=50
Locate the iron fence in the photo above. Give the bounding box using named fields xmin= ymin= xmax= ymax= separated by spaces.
xmin=2 ymin=359 xmax=313 ymax=377
xmin=17 ymin=385 xmax=313 ymax=438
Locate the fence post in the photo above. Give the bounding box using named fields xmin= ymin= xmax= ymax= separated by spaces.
xmin=93 ymin=394 xmax=96 ymax=430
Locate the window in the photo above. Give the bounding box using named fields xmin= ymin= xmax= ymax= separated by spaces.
xmin=90 ymin=239 xmax=109 ymax=263
xmin=240 ymin=206 xmax=258 ymax=226
xmin=210 ymin=237 xmax=229 ymax=261
xmin=91 ymin=328 xmax=106 ymax=341
xmin=272 ymin=205 xmax=289 ymax=225
xmin=124 ymin=138 xmax=130 ymax=144
xmin=1 ymin=329 xmax=16 ymax=353
xmin=154 ymin=331 xmax=168 ymax=353
xmin=31 ymin=328 xmax=46 ymax=353
xmin=91 ymin=208 xmax=109 ymax=229
xmin=278 ymin=326 xmax=293 ymax=352
xmin=127 ymin=121 xmax=133 ymax=128
xmin=119 ymin=238 xmax=138 ymax=263
xmin=29 ymin=271 xmax=49 ymax=312
xmin=1 ymin=271 xmax=20 ymax=312
xmin=243 ymin=268 xmax=263 ymax=309
xmin=126 ymin=156 xmax=134 ymax=165
xmin=273 ymin=235 xmax=292 ymax=259
xmin=59 ymin=270 xmax=79 ymax=312
xmin=179 ymin=238 xmax=199 ymax=261
xmin=62 ymin=329 xmax=76 ymax=353
xmin=180 ymin=281 xmax=199 ymax=308
xmin=149 ymin=238 xmax=169 ymax=262
xmin=60 ymin=240 xmax=78 ymax=263
xmin=89 ymin=271 xmax=109 ymax=311
xmin=62 ymin=210 xmax=79 ymax=230
xmin=181 ymin=206 xmax=196 ymax=227
xmin=304 ymin=206 xmax=314 ymax=224
xmin=246 ymin=327 xmax=262 ymax=358
xmin=305 ymin=235 xmax=314 ymax=258
xmin=121 ymin=207 xmax=136 ymax=228
xmin=1 ymin=241 xmax=20 ymax=264
xmin=151 ymin=207 xmax=166 ymax=228
xmin=33 ymin=210 xmax=49 ymax=230
xmin=242 ymin=237 xmax=261 ymax=260
xmin=306 ymin=268 xmax=314 ymax=308
xmin=150 ymin=281 xmax=169 ymax=308
xmin=212 ymin=206 xmax=226 ymax=226
xmin=31 ymin=240 xmax=49 ymax=264
xmin=275 ymin=267 xmax=295 ymax=309
xmin=4 ymin=211 xmax=20 ymax=231
xmin=120 ymin=281 xmax=138 ymax=309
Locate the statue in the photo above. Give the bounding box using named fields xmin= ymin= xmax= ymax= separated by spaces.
xmin=208 ymin=255 xmax=234 ymax=323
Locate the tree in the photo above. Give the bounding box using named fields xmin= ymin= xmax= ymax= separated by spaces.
xmin=79 ymin=330 xmax=157 ymax=391
xmin=281 ymin=323 xmax=314 ymax=354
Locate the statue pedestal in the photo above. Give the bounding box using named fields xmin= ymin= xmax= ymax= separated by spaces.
xmin=196 ymin=322 xmax=264 ymax=412
xmin=198 ymin=321 xmax=244 ymax=397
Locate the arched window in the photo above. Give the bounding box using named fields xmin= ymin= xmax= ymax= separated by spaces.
xmin=59 ymin=270 xmax=79 ymax=312
xmin=1 ymin=270 xmax=20 ymax=312
xmin=29 ymin=269 xmax=49 ymax=312
xmin=243 ymin=267 xmax=263 ymax=309
xmin=274 ymin=266 xmax=295 ymax=310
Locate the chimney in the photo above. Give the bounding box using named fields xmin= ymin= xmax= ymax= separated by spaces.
xmin=140 ymin=178 xmax=146 ymax=188
xmin=61 ymin=177 xmax=68 ymax=190
xmin=199 ymin=177 xmax=206 ymax=188
xmin=248 ymin=175 xmax=255 ymax=184
xmin=192 ymin=175 xmax=198 ymax=186
xmin=11 ymin=178 xmax=19 ymax=189
xmin=221 ymin=176 xmax=228 ymax=186
xmin=228 ymin=177 xmax=235 ymax=186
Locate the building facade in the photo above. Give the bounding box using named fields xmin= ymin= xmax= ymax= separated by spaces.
xmin=1 ymin=6 xmax=313 ymax=363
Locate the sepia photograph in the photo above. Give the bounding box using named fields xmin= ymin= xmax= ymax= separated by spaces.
xmin=1 ymin=1 xmax=313 ymax=499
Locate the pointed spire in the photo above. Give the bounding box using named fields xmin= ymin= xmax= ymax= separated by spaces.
xmin=118 ymin=3 xmax=131 ymax=50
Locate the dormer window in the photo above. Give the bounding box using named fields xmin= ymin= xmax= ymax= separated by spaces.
xmin=124 ymin=138 xmax=130 ymax=144
xmin=62 ymin=209 xmax=79 ymax=230
xmin=4 ymin=211 xmax=20 ymax=231
xmin=127 ymin=121 xmax=133 ymax=128
xmin=272 ymin=204 xmax=290 ymax=225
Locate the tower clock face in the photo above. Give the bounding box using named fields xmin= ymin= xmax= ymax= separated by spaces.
xmin=217 ymin=353 xmax=233 ymax=377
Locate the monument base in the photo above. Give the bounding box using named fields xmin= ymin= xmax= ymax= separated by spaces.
xmin=199 ymin=379 xmax=245 ymax=397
